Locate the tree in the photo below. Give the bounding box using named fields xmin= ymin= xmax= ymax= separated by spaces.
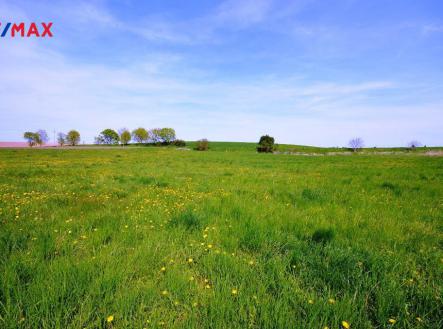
xmin=257 ymin=135 xmax=275 ymax=153
xmin=119 ymin=128 xmax=131 ymax=145
xmin=195 ymin=139 xmax=209 ymax=151
xmin=57 ymin=132 xmax=66 ymax=146
xmin=149 ymin=128 xmax=162 ymax=143
xmin=66 ymin=130 xmax=80 ymax=146
xmin=349 ymin=137 xmax=364 ymax=152
xmin=408 ymin=140 xmax=422 ymax=149
xmin=37 ymin=129 xmax=49 ymax=145
xmin=132 ymin=127 xmax=149 ymax=143
xmin=23 ymin=132 xmax=41 ymax=147
xmin=158 ymin=128 xmax=176 ymax=144
xmin=97 ymin=129 xmax=119 ymax=144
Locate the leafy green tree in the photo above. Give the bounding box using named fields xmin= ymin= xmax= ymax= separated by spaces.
xmin=158 ymin=128 xmax=176 ymax=144
xmin=257 ymin=135 xmax=275 ymax=153
xmin=57 ymin=132 xmax=66 ymax=146
xmin=97 ymin=129 xmax=119 ymax=144
xmin=23 ymin=132 xmax=41 ymax=147
xmin=66 ymin=130 xmax=81 ymax=146
xmin=149 ymin=128 xmax=162 ymax=143
xmin=119 ymin=129 xmax=131 ymax=145
xmin=132 ymin=127 xmax=149 ymax=143
xmin=37 ymin=129 xmax=49 ymax=145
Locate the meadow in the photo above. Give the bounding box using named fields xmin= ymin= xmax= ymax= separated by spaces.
xmin=0 ymin=145 xmax=442 ymax=328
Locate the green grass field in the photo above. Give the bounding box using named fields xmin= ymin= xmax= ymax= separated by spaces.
xmin=0 ymin=145 xmax=442 ymax=328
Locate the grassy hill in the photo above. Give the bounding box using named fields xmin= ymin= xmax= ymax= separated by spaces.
xmin=74 ymin=140 xmax=443 ymax=154
xmin=0 ymin=147 xmax=442 ymax=328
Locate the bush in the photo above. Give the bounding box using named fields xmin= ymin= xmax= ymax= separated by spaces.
xmin=173 ymin=139 xmax=186 ymax=147
xmin=195 ymin=139 xmax=209 ymax=151
xmin=257 ymin=135 xmax=275 ymax=153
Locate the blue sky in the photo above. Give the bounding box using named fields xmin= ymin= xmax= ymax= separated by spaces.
xmin=1 ymin=0 xmax=442 ymax=146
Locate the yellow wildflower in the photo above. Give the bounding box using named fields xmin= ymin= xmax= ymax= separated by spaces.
xmin=160 ymin=267 xmax=166 ymax=272
xmin=106 ymin=315 xmax=114 ymax=323
xmin=342 ymin=321 xmax=350 ymax=329
xmin=187 ymin=258 xmax=194 ymax=264
xmin=161 ymin=290 xmax=168 ymax=296
xmin=231 ymin=288 xmax=238 ymax=295
xmin=308 ymin=299 xmax=314 ymax=304
xmin=388 ymin=319 xmax=396 ymax=324
xmin=328 ymin=298 xmax=335 ymax=304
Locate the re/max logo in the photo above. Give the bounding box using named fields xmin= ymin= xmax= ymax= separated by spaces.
xmin=0 ymin=22 xmax=53 ymax=38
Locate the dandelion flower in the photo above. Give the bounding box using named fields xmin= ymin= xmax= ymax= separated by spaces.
xmin=388 ymin=319 xmax=396 ymax=324
xmin=161 ymin=290 xmax=168 ymax=296
xmin=205 ymin=284 xmax=211 ymax=289
xmin=207 ymin=244 xmax=213 ymax=249
xmin=342 ymin=321 xmax=350 ymax=329
xmin=416 ymin=317 xmax=422 ymax=322
xmin=328 ymin=298 xmax=336 ymax=304
xmin=106 ymin=315 xmax=114 ymax=323
xmin=160 ymin=267 xmax=166 ymax=272
xmin=248 ymin=260 xmax=255 ymax=266
xmin=231 ymin=288 xmax=238 ymax=295
xmin=189 ymin=276 xmax=195 ymax=281
xmin=187 ymin=258 xmax=194 ymax=264
xmin=308 ymin=299 xmax=314 ymax=304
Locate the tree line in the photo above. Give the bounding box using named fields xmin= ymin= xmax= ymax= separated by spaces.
xmin=95 ymin=127 xmax=181 ymax=146
xmin=23 ymin=128 xmax=185 ymax=147
xmin=24 ymin=130 xmax=80 ymax=147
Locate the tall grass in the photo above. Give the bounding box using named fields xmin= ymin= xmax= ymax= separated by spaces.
xmin=0 ymin=146 xmax=442 ymax=328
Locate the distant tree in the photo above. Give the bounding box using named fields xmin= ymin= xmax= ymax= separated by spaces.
xmin=257 ymin=135 xmax=275 ymax=153
xmin=119 ymin=128 xmax=131 ymax=145
xmin=57 ymin=132 xmax=66 ymax=146
xmin=66 ymin=130 xmax=81 ymax=146
xmin=132 ymin=127 xmax=149 ymax=143
xmin=408 ymin=140 xmax=422 ymax=149
xmin=158 ymin=128 xmax=176 ymax=144
xmin=150 ymin=128 xmax=162 ymax=143
xmin=23 ymin=131 xmax=41 ymax=147
xmin=97 ymin=129 xmax=119 ymax=144
xmin=37 ymin=129 xmax=49 ymax=145
xmin=348 ymin=137 xmax=364 ymax=152
xmin=195 ymin=139 xmax=209 ymax=151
